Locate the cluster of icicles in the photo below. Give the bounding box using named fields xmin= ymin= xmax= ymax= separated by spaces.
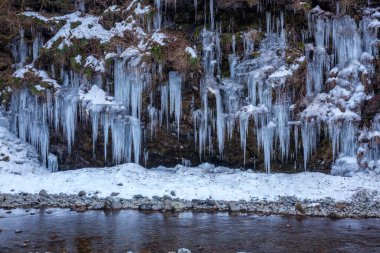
xmin=7 ymin=1 xmax=380 ymax=173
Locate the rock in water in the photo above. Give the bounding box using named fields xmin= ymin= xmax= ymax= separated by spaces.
xmin=178 ymin=249 xmax=191 ymax=253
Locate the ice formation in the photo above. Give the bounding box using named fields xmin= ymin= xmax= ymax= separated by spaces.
xmin=6 ymin=2 xmax=380 ymax=175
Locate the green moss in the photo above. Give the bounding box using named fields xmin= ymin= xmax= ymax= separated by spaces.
xmin=70 ymin=57 xmax=82 ymax=72
xmin=84 ymin=68 xmax=93 ymax=78
xmin=151 ymin=45 xmax=165 ymax=63
xmin=252 ymin=51 xmax=261 ymax=58
xmin=187 ymin=55 xmax=200 ymax=70
xmin=70 ymin=21 xmax=82 ymax=30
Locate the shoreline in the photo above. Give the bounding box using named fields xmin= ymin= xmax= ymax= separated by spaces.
xmin=1 ymin=190 xmax=379 ymax=218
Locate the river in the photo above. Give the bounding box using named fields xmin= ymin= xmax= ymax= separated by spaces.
xmin=0 ymin=209 xmax=379 ymax=252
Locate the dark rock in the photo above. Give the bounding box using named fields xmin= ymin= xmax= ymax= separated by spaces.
xmin=15 ymin=230 xmax=22 ymax=233
xmin=170 ymin=190 xmax=176 ymax=196
xmin=133 ymin=194 xmax=143 ymax=199
xmin=78 ymin=190 xmax=86 ymax=197
xmin=111 ymin=192 xmax=120 ymax=197
xmin=117 ymin=183 xmax=123 ymax=186
xmin=29 ymin=212 xmax=36 ymax=215
xmin=5 ymin=210 xmax=12 ymax=214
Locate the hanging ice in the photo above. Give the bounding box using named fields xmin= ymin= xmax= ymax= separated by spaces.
xmin=169 ymin=71 xmax=182 ymax=137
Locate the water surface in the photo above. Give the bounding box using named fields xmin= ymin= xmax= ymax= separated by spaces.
xmin=0 ymin=209 xmax=379 ymax=252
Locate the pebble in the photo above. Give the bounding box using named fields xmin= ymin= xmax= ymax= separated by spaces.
xmin=15 ymin=230 xmax=22 ymax=233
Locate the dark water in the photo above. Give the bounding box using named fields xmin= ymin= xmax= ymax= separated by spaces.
xmin=0 ymin=209 xmax=379 ymax=253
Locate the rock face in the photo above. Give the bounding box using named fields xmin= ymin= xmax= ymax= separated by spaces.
xmin=0 ymin=0 xmax=379 ymax=175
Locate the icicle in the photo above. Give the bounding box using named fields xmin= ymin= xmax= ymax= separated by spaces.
xmin=103 ymin=112 xmax=110 ymax=162
xmin=274 ymin=100 xmax=290 ymax=160
xmin=91 ymin=110 xmax=99 ymax=157
xmin=169 ymin=72 xmax=182 ymax=137
xmin=18 ymin=29 xmax=28 ymax=68
xmin=210 ymin=88 xmax=225 ymax=157
xmin=159 ymin=85 xmax=169 ymax=129
xmin=262 ymin=122 xmax=276 ymax=174
xmin=239 ymin=112 xmax=249 ymax=165
xmin=266 ymin=12 xmax=271 ymax=34
xmin=114 ymin=59 xmax=130 ymax=109
xmin=301 ymin=120 xmax=318 ymax=171
xmin=32 ymin=32 xmax=42 ymax=61
xmin=232 ymin=34 xmax=236 ymax=55
xmin=148 ymin=105 xmax=158 ymax=138
xmin=333 ymin=16 xmax=362 ymax=65
xmin=75 ymin=0 xmax=85 ymax=12
xmin=154 ymin=0 xmax=162 ymax=30
xmin=63 ymin=92 xmax=78 ymax=154
xmin=194 ymin=0 xmax=198 ymax=22
xmin=48 ymin=154 xmax=58 ymax=172
xmin=131 ymin=117 xmax=141 ymax=164
xmin=210 ymin=0 xmax=214 ymax=30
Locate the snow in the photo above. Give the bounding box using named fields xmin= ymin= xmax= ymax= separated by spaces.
xmin=79 ymin=85 xmax=114 ymax=105
xmin=13 ymin=65 xmax=60 ymax=88
xmin=368 ymin=19 xmax=380 ymax=28
xmin=150 ymin=32 xmax=167 ymax=46
xmin=75 ymin=55 xmax=82 ymax=64
xmin=185 ymin=47 xmax=197 ymax=58
xmin=84 ymin=56 xmax=105 ymax=72
xmin=21 ymin=12 xmax=50 ymax=23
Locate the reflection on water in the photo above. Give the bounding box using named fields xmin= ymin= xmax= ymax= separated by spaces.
xmin=0 ymin=209 xmax=379 ymax=252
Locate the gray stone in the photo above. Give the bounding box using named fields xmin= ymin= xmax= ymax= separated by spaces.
xmin=163 ymin=195 xmax=172 ymax=200
xmin=78 ymin=191 xmax=86 ymax=197
xmin=111 ymin=202 xmax=122 ymax=209
xmin=229 ymin=201 xmax=241 ymax=212
xmin=170 ymin=190 xmax=176 ymax=196
xmin=111 ymin=192 xmax=120 ymax=197
xmin=39 ymin=189 xmax=48 ymax=197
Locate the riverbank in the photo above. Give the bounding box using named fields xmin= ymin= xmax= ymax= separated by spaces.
xmin=1 ymin=188 xmax=379 ymax=218
xmin=1 ymin=126 xmax=380 ymax=218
